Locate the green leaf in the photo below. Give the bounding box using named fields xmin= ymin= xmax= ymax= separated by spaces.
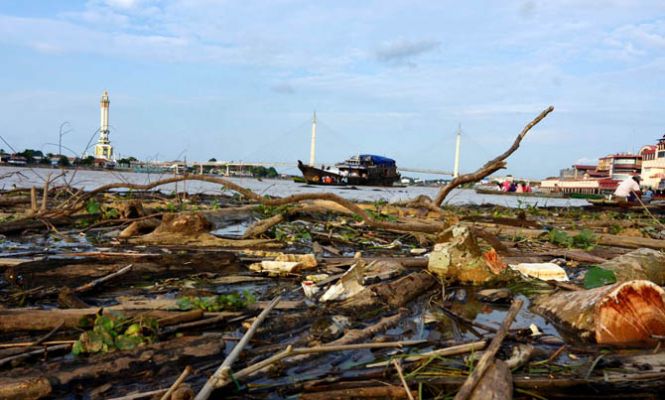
xmin=95 ymin=315 xmax=115 ymax=332
xmin=86 ymin=199 xmax=101 ymax=214
xmin=72 ymin=340 xmax=85 ymax=355
xmin=115 ymin=334 xmax=144 ymax=350
xmin=572 ymin=229 xmax=596 ymax=250
xmin=125 ymin=323 xmax=142 ymax=336
xmin=547 ymin=229 xmax=572 ymax=247
xmin=584 ymin=266 xmax=617 ymax=289
xmin=176 ymin=297 xmax=194 ymax=310
xmin=79 ymin=331 xmax=105 ymax=353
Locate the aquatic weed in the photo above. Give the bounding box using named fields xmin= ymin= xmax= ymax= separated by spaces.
xmin=72 ymin=312 xmax=158 ymax=355
xmin=176 ymin=290 xmax=256 ymax=312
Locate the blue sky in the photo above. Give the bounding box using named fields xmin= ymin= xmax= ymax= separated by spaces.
xmin=0 ymin=0 xmax=664 ymax=178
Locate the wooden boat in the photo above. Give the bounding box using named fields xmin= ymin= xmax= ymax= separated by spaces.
xmin=475 ymin=188 xmax=604 ymax=200
xmin=474 ymin=188 xmax=566 ymax=198
xmin=587 ymin=198 xmax=665 ymax=211
xmin=297 ymin=155 xmax=400 ymax=186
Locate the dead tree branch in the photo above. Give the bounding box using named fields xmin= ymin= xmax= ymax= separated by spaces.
xmin=47 ymin=175 xmax=446 ymax=234
xmin=433 ymin=106 xmax=554 ymax=206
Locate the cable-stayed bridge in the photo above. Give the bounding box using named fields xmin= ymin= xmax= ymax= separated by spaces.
xmin=190 ymin=113 xmax=461 ymax=177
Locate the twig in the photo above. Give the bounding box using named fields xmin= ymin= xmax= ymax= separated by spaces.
xmin=0 ymin=340 xmax=75 ymax=349
xmin=30 ymin=321 xmax=64 ymax=347
xmin=632 ymin=190 xmax=665 ymax=229
xmin=365 ymin=340 xmax=487 ymax=368
xmin=107 ymin=388 xmax=168 ymax=400
xmin=531 ymin=344 xmax=567 ymax=366
xmin=0 ymin=344 xmax=71 ymax=368
xmin=453 ymin=298 xmax=524 ymax=400
xmin=214 ymin=340 xmax=426 ymax=390
xmin=160 ymin=365 xmax=192 ymax=400
xmin=195 ymin=295 xmax=282 ymax=400
xmin=435 ymin=302 xmax=499 ymax=333
xmin=159 ymin=314 xmax=228 ymax=337
xmin=41 ymin=174 xmax=50 ymax=211
xmin=72 ymin=264 xmax=133 ymax=294
xmin=30 ymin=186 xmax=37 ymax=213
xmin=392 ymin=359 xmax=415 ymax=400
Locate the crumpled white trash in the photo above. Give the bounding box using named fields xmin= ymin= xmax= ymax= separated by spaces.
xmin=510 ymin=262 xmax=569 ymax=282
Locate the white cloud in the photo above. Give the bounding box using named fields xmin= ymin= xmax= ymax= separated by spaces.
xmin=375 ymin=39 xmax=441 ymax=67
xmin=104 ymin=0 xmax=143 ymax=9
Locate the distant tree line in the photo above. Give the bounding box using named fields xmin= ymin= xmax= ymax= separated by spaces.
xmin=249 ymin=166 xmax=278 ymax=178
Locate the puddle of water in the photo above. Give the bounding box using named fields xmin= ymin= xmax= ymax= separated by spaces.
xmin=211 ymin=220 xmax=253 ymax=239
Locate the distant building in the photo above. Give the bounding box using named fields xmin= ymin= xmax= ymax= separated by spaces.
xmin=641 ymin=136 xmax=665 ymax=190
xmin=599 ymin=153 xmax=641 ymax=180
xmin=7 ymin=155 xmax=27 ymax=166
xmin=559 ymin=164 xmax=600 ymax=179
xmin=543 ymin=153 xmax=641 ymax=195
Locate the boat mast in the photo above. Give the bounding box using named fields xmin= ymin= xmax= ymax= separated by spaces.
xmin=309 ymin=111 xmax=317 ymax=166
xmin=453 ymin=123 xmax=461 ymax=178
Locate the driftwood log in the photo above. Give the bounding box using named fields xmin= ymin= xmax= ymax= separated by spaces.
xmin=0 ymin=376 xmax=52 ymax=400
xmin=597 ymin=248 xmax=665 ymax=285
xmin=534 ymin=280 xmax=665 ymax=345
xmin=337 ymin=271 xmax=436 ymax=312
xmin=2 ymin=335 xmax=225 ymax=398
xmin=468 ymin=360 xmax=512 ymax=400
xmin=4 ymin=250 xmax=238 ymax=290
xmin=472 ymin=223 xmax=665 ymax=250
xmin=0 ymin=308 xmax=204 ymax=333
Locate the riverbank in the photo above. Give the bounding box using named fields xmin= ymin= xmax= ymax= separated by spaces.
xmin=0 ymin=172 xmax=664 ymax=398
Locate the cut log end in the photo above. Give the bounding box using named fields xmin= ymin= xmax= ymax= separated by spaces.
xmin=595 ymin=280 xmax=665 ymax=345
xmin=534 ymin=280 xmax=665 ymax=346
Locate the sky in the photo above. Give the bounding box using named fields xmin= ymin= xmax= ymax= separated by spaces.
xmin=0 ymin=0 xmax=664 ymax=179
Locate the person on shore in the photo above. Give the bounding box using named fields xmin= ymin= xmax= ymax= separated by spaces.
xmin=643 ymin=187 xmax=654 ymax=204
xmin=614 ymin=175 xmax=641 ymax=203
xmin=516 ymin=182 xmax=524 ymax=193
xmin=502 ymin=180 xmax=511 ymax=192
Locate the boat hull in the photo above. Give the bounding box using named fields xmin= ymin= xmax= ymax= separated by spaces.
xmin=297 ymin=160 xmax=397 ymax=186
xmin=474 ymin=188 xmax=565 ymax=198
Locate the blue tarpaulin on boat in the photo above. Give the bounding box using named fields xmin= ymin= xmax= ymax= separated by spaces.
xmin=359 ymin=154 xmax=396 ymax=166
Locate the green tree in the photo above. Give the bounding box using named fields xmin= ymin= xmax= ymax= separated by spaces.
xmin=58 ymin=155 xmax=71 ymax=167
xmin=249 ymin=166 xmax=278 ymax=178
xmin=208 ymin=158 xmax=217 ymax=162
xmin=117 ymin=157 xmax=137 ymax=167
xmin=75 ymin=156 xmax=95 ymax=166
xmin=18 ymin=149 xmax=42 ymax=163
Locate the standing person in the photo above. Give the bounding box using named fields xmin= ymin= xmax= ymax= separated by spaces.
xmin=643 ymin=187 xmax=654 ymax=204
xmin=613 ymin=175 xmax=641 ymax=203
xmin=502 ymin=180 xmax=511 ymax=192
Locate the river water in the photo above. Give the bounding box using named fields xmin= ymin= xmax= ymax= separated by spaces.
xmin=0 ymin=166 xmax=587 ymax=208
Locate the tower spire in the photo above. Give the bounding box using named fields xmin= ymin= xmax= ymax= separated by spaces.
xmin=309 ymin=111 xmax=317 ymax=166
xmin=453 ymin=123 xmax=461 ymax=178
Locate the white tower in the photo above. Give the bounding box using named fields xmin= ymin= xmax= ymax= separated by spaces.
xmin=94 ymin=90 xmax=113 ymax=160
xmin=309 ymin=111 xmax=317 ymax=166
xmin=453 ymin=124 xmax=462 ymax=178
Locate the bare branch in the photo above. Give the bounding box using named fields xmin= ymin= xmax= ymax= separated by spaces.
xmin=433 ymin=106 xmax=554 ymax=206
